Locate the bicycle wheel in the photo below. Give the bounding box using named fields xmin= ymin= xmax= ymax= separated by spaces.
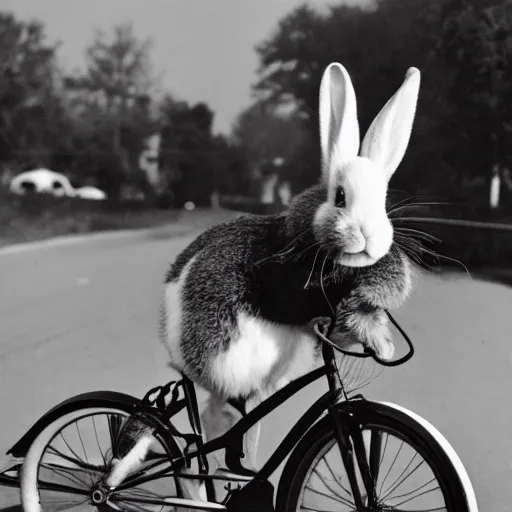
xmin=20 ymin=405 xmax=184 ymax=512
xmin=277 ymin=400 xmax=478 ymax=512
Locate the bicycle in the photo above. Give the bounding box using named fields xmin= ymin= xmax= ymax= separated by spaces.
xmin=0 ymin=313 xmax=478 ymax=511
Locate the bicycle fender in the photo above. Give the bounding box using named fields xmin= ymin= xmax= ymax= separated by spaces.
xmin=7 ymin=391 xmax=140 ymax=457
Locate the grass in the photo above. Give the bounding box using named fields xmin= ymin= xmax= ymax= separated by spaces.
xmin=0 ymin=190 xmax=238 ymax=247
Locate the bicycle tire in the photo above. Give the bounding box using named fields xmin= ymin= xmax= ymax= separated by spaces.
xmin=276 ymin=399 xmax=478 ymax=512
xmin=20 ymin=403 xmax=183 ymax=512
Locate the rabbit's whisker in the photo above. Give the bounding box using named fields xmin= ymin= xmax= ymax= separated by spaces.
xmin=394 ymin=234 xmax=434 ymax=268
xmin=394 ymin=226 xmax=441 ymax=243
xmin=394 ymin=234 xmax=424 ymax=253
xmin=356 ymin=363 xmax=384 ymax=391
xmin=387 ymin=193 xmax=432 ymax=213
xmin=417 ymin=245 xmax=472 ymax=279
xmin=394 ymin=235 xmax=437 ymax=260
xmin=387 ymin=193 xmax=423 ymax=209
xmin=254 ymin=227 xmax=313 ymax=266
xmin=388 ymin=201 xmax=451 ymax=217
xmin=395 ymin=230 xmax=471 ymax=278
xmin=320 ymin=247 xmax=335 ymax=317
xmin=292 ymin=241 xmax=321 ymax=262
xmin=336 ymin=351 xmax=383 ymax=393
xmin=304 ymin=246 xmax=322 ymax=290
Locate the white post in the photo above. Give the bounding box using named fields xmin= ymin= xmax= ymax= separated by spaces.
xmin=261 ymin=173 xmax=279 ymax=204
xmin=490 ymin=164 xmax=501 ymax=209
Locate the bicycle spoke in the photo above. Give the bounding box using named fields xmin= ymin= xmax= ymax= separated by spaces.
xmin=378 ymin=438 xmax=404 ymax=495
xmin=312 ymin=466 xmax=352 ymax=504
xmin=114 ymin=487 xmax=177 ymax=512
xmin=112 ymin=500 xmax=150 ymax=512
xmin=381 ymin=455 xmax=424 ymax=501
xmin=379 ymin=432 xmax=389 ymax=467
xmin=389 ymin=476 xmax=438 ymax=502
xmin=91 ymin=416 xmax=107 ymax=468
xmin=322 ymin=454 xmax=351 ymax=496
xmin=118 ymin=487 xmax=161 ymax=498
xmin=305 ymin=483 xmax=354 ymax=508
xmin=40 ymin=462 xmax=91 ymax=490
xmin=58 ymin=432 xmax=88 ymax=470
xmin=108 ymin=414 xmax=124 ymax=458
xmin=39 ymin=496 xmax=91 ymax=512
xmin=37 ymin=479 xmax=91 ymax=495
xmin=392 ymin=484 xmax=443 ymax=508
xmin=75 ymin=422 xmax=90 ymax=469
xmin=115 ymin=463 xmax=176 ymax=491
xmin=46 ymin=446 xmax=105 ymax=472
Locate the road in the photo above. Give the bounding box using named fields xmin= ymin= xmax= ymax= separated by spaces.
xmin=0 ymin=223 xmax=511 ymax=511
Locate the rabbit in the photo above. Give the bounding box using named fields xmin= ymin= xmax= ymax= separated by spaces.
xmin=158 ymin=62 xmax=421 ymax=503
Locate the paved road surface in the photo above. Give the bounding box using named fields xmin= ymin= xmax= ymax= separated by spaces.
xmin=0 ymin=225 xmax=511 ymax=510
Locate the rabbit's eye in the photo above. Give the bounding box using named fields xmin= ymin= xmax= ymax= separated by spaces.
xmin=335 ymin=187 xmax=346 ymax=208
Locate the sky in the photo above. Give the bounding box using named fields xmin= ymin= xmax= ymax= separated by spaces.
xmin=0 ymin=0 xmax=371 ymax=134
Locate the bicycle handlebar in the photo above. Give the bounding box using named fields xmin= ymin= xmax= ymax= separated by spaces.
xmin=312 ymin=311 xmax=415 ymax=367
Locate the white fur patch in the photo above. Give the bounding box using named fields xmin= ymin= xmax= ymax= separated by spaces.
xmin=210 ymin=312 xmax=320 ymax=398
xmin=106 ymin=435 xmax=154 ymax=487
xmin=400 ymin=253 xmax=415 ymax=302
xmin=160 ymin=255 xmax=197 ymax=371
xmin=313 ymin=202 xmax=331 ymax=232
xmin=319 ymin=157 xmax=394 ymax=266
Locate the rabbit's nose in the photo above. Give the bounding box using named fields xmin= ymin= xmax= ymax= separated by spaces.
xmin=344 ymin=229 xmax=367 ymax=254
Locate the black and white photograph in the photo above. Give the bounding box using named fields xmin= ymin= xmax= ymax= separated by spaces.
xmin=0 ymin=0 xmax=510 ymax=511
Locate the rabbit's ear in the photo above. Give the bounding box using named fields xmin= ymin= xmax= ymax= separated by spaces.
xmin=319 ymin=63 xmax=360 ymax=186
xmin=360 ymin=67 xmax=421 ymax=181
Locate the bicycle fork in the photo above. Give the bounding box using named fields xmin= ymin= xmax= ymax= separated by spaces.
xmin=328 ymin=406 xmax=379 ymax=511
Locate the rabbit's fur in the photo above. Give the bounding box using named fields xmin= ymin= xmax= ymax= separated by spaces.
xmin=160 ymin=185 xmax=412 ymax=398
xmin=158 ymin=62 xmax=421 ymax=501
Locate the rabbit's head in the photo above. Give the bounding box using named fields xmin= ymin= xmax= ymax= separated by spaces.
xmin=289 ymin=63 xmax=421 ymax=268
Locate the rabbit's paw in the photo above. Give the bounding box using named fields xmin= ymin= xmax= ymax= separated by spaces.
xmin=346 ymin=309 xmax=395 ymax=361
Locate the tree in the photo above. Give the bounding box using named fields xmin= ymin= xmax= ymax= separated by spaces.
xmin=231 ymin=101 xmax=308 ymax=182
xmin=250 ymin=0 xmax=505 ymax=198
xmin=211 ymin=135 xmax=254 ymax=196
xmin=252 ymin=1 xmax=454 ymax=191
xmin=159 ymin=96 xmax=218 ymax=206
xmin=0 ymin=12 xmax=64 ymax=172
xmin=254 ymin=1 xmax=448 ymax=128
xmin=63 ymin=23 xmax=158 ymax=198
xmin=437 ymin=0 xmax=512 ymax=204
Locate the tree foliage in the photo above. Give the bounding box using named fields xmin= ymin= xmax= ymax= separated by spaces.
xmin=57 ymin=23 xmax=159 ymax=197
xmin=3 ymin=2 xmax=512 ymax=208
xmin=249 ymin=0 xmax=512 ymax=206
xmin=437 ymin=0 xmax=512 ymax=180
xmin=0 ymin=13 xmax=248 ymax=205
xmin=0 ymin=12 xmax=63 ymax=168
xmin=231 ymin=101 xmax=307 ymax=178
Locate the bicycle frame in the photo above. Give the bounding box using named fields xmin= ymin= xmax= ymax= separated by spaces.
xmin=121 ymin=312 xmax=413 ymax=507
xmin=0 ymin=311 xmax=413 ymax=510
xmin=124 ymin=341 xmax=377 ymax=508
